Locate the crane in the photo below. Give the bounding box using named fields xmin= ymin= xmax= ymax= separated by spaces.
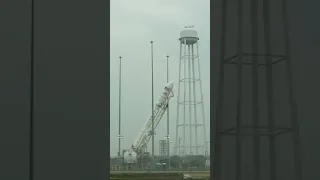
xmin=123 ymin=81 xmax=174 ymax=165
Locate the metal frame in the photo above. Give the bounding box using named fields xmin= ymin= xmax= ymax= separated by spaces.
xmin=175 ymin=36 xmax=208 ymax=156
xmin=213 ymin=0 xmax=303 ymax=179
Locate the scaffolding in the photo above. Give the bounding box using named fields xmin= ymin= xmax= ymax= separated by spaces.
xmin=213 ymin=0 xmax=303 ymax=179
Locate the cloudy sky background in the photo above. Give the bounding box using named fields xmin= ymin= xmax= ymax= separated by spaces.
xmin=110 ymin=0 xmax=210 ymax=157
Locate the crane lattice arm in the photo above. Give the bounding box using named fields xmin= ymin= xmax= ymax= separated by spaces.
xmin=131 ymin=81 xmax=174 ymax=153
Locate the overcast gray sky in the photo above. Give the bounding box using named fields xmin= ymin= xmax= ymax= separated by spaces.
xmin=110 ymin=0 xmax=210 ymax=157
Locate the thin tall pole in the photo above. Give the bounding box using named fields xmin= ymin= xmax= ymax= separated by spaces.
xmin=213 ymin=0 xmax=228 ymax=179
xmin=175 ymin=43 xmax=182 ymax=155
xmin=29 ymin=0 xmax=35 ymax=179
xmin=282 ymin=0 xmax=303 ymax=179
xmin=191 ymin=45 xmax=199 ymax=155
xmin=236 ymin=0 xmax=244 ymax=179
xmin=196 ymin=42 xmax=208 ymax=155
xmin=179 ymin=138 xmax=182 ymax=156
xmin=183 ymin=38 xmax=187 ymax=156
xmin=188 ymin=45 xmax=192 ymax=155
xmin=262 ymin=1 xmax=277 ymax=179
xmin=250 ymin=0 xmax=260 ymax=179
xmin=166 ymin=55 xmax=170 ymax=170
xmin=118 ymin=56 xmax=122 ymax=158
xmin=151 ymin=41 xmax=154 ymax=158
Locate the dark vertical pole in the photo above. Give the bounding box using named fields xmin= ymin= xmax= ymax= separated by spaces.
xmin=118 ymin=56 xmax=122 ymax=158
xmin=251 ymin=0 xmax=260 ymax=179
xmin=262 ymin=0 xmax=277 ymax=179
xmin=213 ymin=0 xmax=228 ymax=179
xmin=175 ymin=43 xmax=182 ymax=155
xmin=179 ymin=138 xmax=181 ymax=156
xmin=282 ymin=0 xmax=303 ymax=179
xmin=151 ymin=41 xmax=154 ymax=158
xmin=29 ymin=0 xmax=35 ymax=179
xmin=236 ymin=0 xmax=244 ymax=179
xmin=166 ymin=55 xmax=170 ymax=170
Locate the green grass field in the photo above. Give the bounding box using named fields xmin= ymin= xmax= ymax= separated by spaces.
xmin=110 ymin=171 xmax=210 ymax=180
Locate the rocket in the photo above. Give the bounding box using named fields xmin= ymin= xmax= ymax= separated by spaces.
xmin=155 ymin=81 xmax=174 ymax=108
xmin=131 ymin=81 xmax=174 ymax=152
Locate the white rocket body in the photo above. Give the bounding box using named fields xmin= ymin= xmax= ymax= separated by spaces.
xmin=123 ymin=81 xmax=174 ymax=164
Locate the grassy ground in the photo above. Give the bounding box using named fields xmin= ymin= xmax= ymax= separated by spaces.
xmin=110 ymin=171 xmax=210 ymax=180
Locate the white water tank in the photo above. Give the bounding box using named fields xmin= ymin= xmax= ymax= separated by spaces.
xmin=179 ymin=28 xmax=199 ymax=45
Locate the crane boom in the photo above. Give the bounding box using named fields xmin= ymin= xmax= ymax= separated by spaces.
xmin=123 ymin=81 xmax=174 ymax=164
xmin=132 ymin=81 xmax=174 ymax=152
